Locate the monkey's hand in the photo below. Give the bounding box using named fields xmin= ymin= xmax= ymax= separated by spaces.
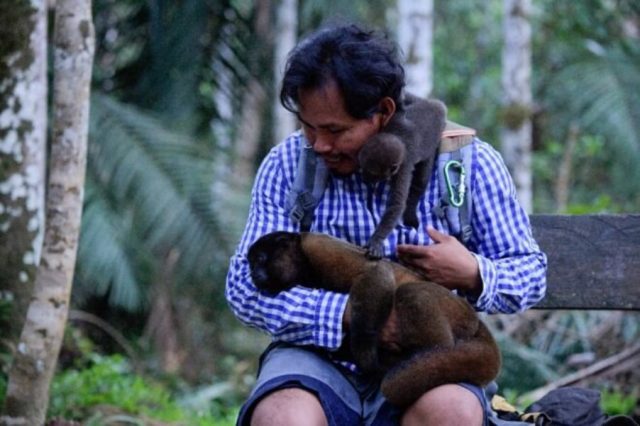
xmin=351 ymin=331 xmax=381 ymax=373
xmin=365 ymin=240 xmax=385 ymax=260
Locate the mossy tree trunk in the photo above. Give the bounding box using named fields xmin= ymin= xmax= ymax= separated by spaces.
xmin=0 ymin=0 xmax=48 ymax=348
xmin=501 ymin=0 xmax=533 ymax=212
xmin=1 ymin=0 xmax=94 ymax=423
xmin=397 ymin=0 xmax=435 ymax=98
xmin=272 ymin=0 xmax=298 ymax=144
xmin=233 ymin=0 xmax=271 ymax=182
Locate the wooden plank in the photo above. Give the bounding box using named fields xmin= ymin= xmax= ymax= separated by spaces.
xmin=530 ymin=214 xmax=640 ymax=310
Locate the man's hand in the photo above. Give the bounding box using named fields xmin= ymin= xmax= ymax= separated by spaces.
xmin=397 ymin=227 xmax=482 ymax=296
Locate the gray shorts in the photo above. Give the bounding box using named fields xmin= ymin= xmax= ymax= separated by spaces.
xmin=236 ymin=343 xmax=493 ymax=426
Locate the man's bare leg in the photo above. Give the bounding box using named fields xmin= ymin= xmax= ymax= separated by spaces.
xmin=250 ymin=388 xmax=328 ymax=426
xmin=401 ymin=384 xmax=483 ymax=426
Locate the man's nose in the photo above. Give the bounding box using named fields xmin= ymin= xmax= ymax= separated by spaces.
xmin=313 ymin=134 xmax=332 ymax=154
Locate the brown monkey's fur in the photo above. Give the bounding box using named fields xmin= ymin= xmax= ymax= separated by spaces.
xmin=247 ymin=231 xmax=501 ymax=407
xmin=359 ymin=93 xmax=447 ymax=259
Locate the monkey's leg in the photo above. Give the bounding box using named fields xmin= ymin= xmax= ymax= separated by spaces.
xmin=349 ymin=262 xmax=395 ymax=373
xmin=366 ymin=167 xmax=413 ymax=259
xmin=380 ymin=283 xmax=501 ymax=407
xmin=381 ymin=321 xmax=500 ymax=407
xmin=402 ymin=159 xmax=432 ymax=228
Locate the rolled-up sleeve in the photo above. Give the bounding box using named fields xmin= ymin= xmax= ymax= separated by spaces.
xmin=466 ymin=141 xmax=547 ymax=313
xmin=225 ymin=136 xmax=348 ymax=350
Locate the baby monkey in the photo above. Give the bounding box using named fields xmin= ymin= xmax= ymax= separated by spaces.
xmin=247 ymin=231 xmax=501 ymax=407
xmin=359 ymin=93 xmax=447 ymax=259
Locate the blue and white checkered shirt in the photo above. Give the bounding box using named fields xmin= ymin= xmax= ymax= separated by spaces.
xmin=226 ymin=130 xmax=547 ymax=366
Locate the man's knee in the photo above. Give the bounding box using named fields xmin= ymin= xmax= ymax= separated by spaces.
xmin=250 ymin=388 xmax=328 ymax=426
xmin=401 ymin=384 xmax=483 ymax=426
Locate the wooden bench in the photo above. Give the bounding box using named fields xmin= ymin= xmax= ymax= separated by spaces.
xmin=520 ymin=214 xmax=640 ymax=399
xmin=530 ymin=214 xmax=640 ymax=311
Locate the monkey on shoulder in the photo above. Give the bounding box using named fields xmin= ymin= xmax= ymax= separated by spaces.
xmin=359 ymin=93 xmax=447 ymax=259
xmin=247 ymin=231 xmax=501 ymax=407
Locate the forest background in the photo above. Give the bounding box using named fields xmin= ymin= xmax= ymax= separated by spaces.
xmin=1 ymin=0 xmax=640 ymax=424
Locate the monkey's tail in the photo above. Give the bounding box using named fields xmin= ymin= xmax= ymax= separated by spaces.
xmin=380 ymin=321 xmax=501 ymax=408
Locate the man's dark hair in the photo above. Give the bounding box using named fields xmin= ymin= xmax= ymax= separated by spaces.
xmin=280 ymin=24 xmax=405 ymax=119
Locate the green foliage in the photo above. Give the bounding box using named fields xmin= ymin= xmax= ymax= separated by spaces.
xmin=74 ymin=94 xmax=233 ymax=312
xmin=300 ymin=0 xmax=393 ymax=31
xmin=0 ymin=292 xmax=11 ymax=331
xmin=50 ymin=355 xmax=176 ymax=419
xmin=93 ymin=0 xmax=264 ymax=137
xmin=48 ymin=354 xmax=232 ymax=424
xmin=433 ymin=0 xmax=503 ymax=142
xmin=0 ymin=372 xmax=6 ymax=408
xmin=601 ymin=390 xmax=638 ymax=416
xmin=491 ymin=311 xmax=640 ymax=407
xmin=533 ymin=131 xmax=639 ymax=213
xmin=496 ymin=334 xmax=559 ymax=393
xmin=0 ymin=293 xmax=11 ymax=398
xmin=532 ymin=0 xmax=640 ymax=212
xmin=0 ymin=0 xmax=36 ymax=80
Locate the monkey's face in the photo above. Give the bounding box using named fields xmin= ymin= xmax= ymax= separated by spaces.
xmin=361 ymin=158 xmax=401 ymax=183
xmin=247 ymin=232 xmax=307 ymax=294
xmin=359 ymin=134 xmax=405 ymax=183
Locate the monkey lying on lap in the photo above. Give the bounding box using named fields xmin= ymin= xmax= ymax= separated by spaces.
xmin=247 ymin=231 xmax=501 ymax=407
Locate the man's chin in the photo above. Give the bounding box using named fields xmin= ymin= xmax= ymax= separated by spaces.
xmin=328 ymin=167 xmax=357 ymax=178
xmin=325 ymin=162 xmax=358 ymax=177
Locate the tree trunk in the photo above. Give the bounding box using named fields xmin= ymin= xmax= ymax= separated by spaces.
xmin=143 ymin=249 xmax=185 ymax=374
xmin=500 ymin=0 xmax=533 ymax=212
xmin=272 ymin=0 xmax=298 ymax=144
xmin=397 ymin=0 xmax=434 ymax=98
xmin=234 ymin=79 xmax=267 ymax=181
xmin=1 ymin=0 xmax=94 ymax=423
xmin=232 ymin=0 xmax=271 ymax=182
xmin=554 ymin=123 xmax=579 ymax=213
xmin=0 ymin=0 xmax=47 ymax=346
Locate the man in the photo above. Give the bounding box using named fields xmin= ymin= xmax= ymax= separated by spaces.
xmin=226 ymin=23 xmax=547 ymax=426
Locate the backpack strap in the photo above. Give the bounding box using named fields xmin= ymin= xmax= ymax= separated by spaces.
xmin=434 ymin=121 xmax=476 ymax=246
xmin=286 ymin=121 xmax=477 ymax=240
xmin=285 ymin=141 xmax=328 ymax=231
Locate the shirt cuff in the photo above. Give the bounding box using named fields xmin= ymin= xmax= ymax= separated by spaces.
xmin=313 ymin=291 xmax=349 ymax=350
xmin=468 ymin=253 xmax=497 ymax=312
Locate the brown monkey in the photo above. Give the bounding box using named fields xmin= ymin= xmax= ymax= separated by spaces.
xmin=359 ymin=93 xmax=447 ymax=259
xmin=247 ymin=231 xmax=501 ymax=407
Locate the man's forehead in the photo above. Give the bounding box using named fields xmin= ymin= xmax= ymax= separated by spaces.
xmin=297 ymin=83 xmax=353 ymax=128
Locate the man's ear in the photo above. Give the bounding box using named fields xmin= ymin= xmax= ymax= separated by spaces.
xmin=378 ymin=97 xmax=396 ymax=127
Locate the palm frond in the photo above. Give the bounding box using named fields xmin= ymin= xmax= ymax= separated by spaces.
xmin=542 ymin=46 xmax=640 ymax=201
xmin=545 ymin=47 xmax=640 ymax=168
xmin=495 ymin=331 xmax=560 ymax=392
xmin=75 ymin=176 xmax=150 ymax=311
xmin=77 ymin=93 xmax=235 ymax=312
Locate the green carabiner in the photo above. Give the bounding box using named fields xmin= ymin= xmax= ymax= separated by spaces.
xmin=444 ymin=160 xmax=466 ymax=208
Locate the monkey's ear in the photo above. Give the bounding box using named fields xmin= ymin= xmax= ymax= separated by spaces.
xmin=377 ymin=97 xmax=396 ymax=127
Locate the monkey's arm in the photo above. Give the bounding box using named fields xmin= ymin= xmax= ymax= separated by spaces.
xmin=402 ymin=98 xmax=444 ymax=226
xmin=226 ymin=135 xmax=350 ymax=351
xmin=366 ymin=162 xmax=414 ymax=259
xmin=402 ymin=158 xmax=433 ymax=227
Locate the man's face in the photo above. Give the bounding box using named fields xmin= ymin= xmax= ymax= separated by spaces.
xmin=297 ymin=81 xmax=385 ymax=176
